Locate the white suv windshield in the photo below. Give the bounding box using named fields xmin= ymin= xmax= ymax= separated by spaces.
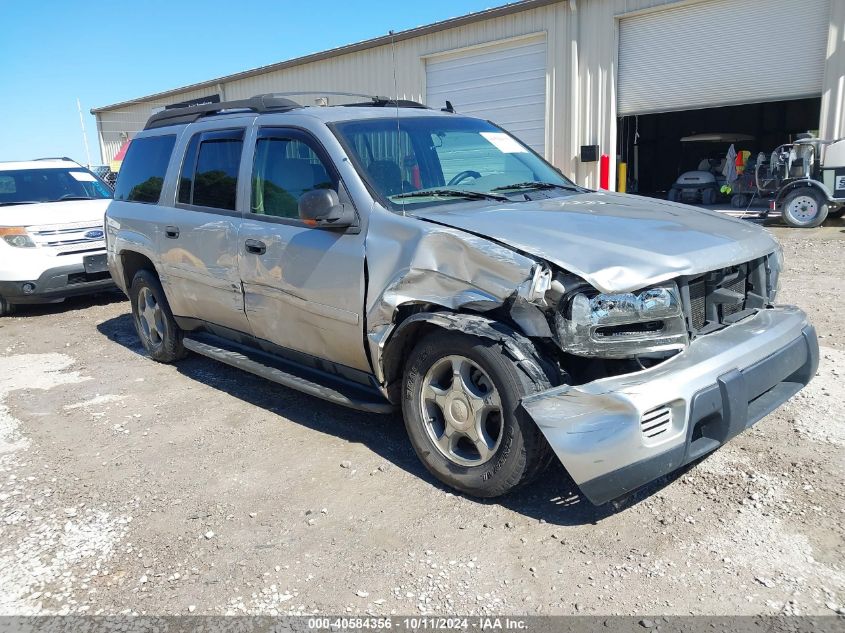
xmin=333 ymin=116 xmax=578 ymax=211
xmin=0 ymin=168 xmax=112 ymax=206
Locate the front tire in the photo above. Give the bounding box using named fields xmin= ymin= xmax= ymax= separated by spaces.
xmin=129 ymin=269 xmax=185 ymax=362
xmin=402 ymin=331 xmax=552 ymax=498
xmin=782 ymin=188 xmax=828 ymax=228
xmin=701 ymin=187 xmax=718 ymax=205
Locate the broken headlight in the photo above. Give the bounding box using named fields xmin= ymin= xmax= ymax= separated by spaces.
xmin=555 ymin=283 xmax=688 ymax=358
xmin=765 ymin=247 xmax=783 ymax=303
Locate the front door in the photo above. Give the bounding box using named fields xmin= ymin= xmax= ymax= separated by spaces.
xmin=238 ymin=127 xmax=369 ymax=372
xmin=158 ymin=123 xmax=251 ymax=332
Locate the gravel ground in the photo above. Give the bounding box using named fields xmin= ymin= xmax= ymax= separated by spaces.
xmin=0 ymin=220 xmax=842 ymax=617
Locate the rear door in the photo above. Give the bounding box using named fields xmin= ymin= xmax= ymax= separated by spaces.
xmin=157 ymin=121 xmax=251 ymax=332
xmin=237 ymin=126 xmax=369 ymax=371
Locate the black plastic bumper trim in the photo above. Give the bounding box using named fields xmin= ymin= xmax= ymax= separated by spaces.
xmin=0 ymin=263 xmax=115 ymax=304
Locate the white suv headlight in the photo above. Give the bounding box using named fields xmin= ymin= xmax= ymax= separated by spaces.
xmin=556 ymin=283 xmax=688 ymax=358
xmin=0 ymin=228 xmax=36 ymax=248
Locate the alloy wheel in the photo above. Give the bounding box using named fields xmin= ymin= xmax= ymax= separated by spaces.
xmin=419 ymin=355 xmax=504 ymax=466
xmin=137 ymin=286 xmax=166 ymax=350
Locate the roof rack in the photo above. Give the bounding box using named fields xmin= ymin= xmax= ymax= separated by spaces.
xmin=144 ymin=92 xmax=430 ymax=130
xmin=33 ymin=156 xmax=79 ymax=163
xmin=144 ymin=94 xmax=302 ymax=130
xmin=344 ymin=99 xmax=428 ymax=109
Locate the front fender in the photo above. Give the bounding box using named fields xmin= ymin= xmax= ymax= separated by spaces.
xmin=364 ymin=209 xmax=540 ymax=385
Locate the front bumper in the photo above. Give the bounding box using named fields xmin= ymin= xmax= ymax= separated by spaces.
xmin=522 ymin=306 xmax=818 ymax=505
xmin=0 ymin=262 xmax=114 ymax=304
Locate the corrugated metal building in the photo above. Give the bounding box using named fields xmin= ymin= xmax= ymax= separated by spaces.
xmin=92 ymin=0 xmax=845 ymax=192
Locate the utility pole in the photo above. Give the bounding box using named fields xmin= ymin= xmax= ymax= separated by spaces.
xmin=77 ymin=97 xmax=92 ymax=167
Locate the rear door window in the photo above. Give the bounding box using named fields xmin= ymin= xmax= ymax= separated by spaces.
xmin=114 ymin=135 xmax=176 ymax=204
xmin=177 ymin=129 xmax=244 ymax=211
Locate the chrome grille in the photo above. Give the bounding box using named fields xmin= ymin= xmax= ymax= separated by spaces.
xmin=641 ymin=406 xmax=672 ymax=439
xmin=26 ymin=221 xmax=105 ymax=254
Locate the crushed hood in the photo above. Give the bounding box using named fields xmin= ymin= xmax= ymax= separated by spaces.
xmin=411 ymin=191 xmax=778 ymax=293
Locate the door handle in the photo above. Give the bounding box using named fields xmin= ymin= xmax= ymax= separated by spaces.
xmin=165 ymin=225 xmax=180 ymax=239
xmin=244 ymin=239 xmax=267 ymax=255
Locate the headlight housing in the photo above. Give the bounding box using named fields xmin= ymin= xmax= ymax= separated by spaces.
xmin=0 ymin=228 xmax=35 ymax=248
xmin=765 ymin=246 xmax=783 ymax=303
xmin=555 ymin=283 xmax=688 ymax=358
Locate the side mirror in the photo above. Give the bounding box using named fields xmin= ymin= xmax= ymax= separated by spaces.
xmin=298 ymin=189 xmax=355 ymax=229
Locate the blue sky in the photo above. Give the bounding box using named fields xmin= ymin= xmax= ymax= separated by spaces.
xmin=0 ymin=0 xmax=498 ymax=164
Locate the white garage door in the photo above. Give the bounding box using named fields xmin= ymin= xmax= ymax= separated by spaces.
xmin=426 ymin=36 xmax=547 ymax=154
xmin=618 ymin=0 xmax=829 ymax=116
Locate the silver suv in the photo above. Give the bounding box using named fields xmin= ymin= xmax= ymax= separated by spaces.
xmin=105 ymin=94 xmax=818 ymax=505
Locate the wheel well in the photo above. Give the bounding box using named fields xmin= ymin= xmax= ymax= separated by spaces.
xmin=120 ymin=251 xmax=157 ymax=290
xmin=380 ymin=308 xmax=556 ymax=405
xmin=777 ymin=182 xmax=829 ymax=204
xmin=381 ymin=306 xmax=441 ymax=404
xmin=383 ymin=325 xmax=439 ymax=404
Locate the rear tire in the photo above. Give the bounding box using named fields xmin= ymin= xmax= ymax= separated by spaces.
xmin=401 ymin=331 xmax=552 ymax=498
xmin=0 ymin=296 xmax=14 ymax=317
xmin=129 ymin=269 xmax=185 ymax=362
xmin=782 ymin=188 xmax=828 ymax=228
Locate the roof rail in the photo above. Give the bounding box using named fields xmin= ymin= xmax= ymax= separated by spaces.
xmin=143 ymin=91 xmax=431 ymax=130
xmin=144 ymin=94 xmax=302 ymax=130
xmin=265 ymin=91 xmax=391 ymax=101
xmin=246 ymin=91 xmax=428 ymax=108
xmin=344 ymin=99 xmax=428 ymax=109
xmin=33 ymin=156 xmax=79 ymax=163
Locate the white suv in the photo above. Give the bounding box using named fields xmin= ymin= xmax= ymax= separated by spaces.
xmin=0 ymin=158 xmax=115 ymax=315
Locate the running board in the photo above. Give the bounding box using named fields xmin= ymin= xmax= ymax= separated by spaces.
xmin=182 ymin=336 xmax=394 ymax=414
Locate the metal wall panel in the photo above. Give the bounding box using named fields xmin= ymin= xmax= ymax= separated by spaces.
xmin=617 ymin=0 xmax=830 ymax=115
xmin=92 ymin=0 xmax=845 ymax=190
xmin=425 ymin=36 xmax=547 ymax=152
xmin=820 ymin=0 xmax=845 ymax=139
xmin=95 ymin=86 xmax=224 ymax=163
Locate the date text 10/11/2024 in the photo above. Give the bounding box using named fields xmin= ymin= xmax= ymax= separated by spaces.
xmin=307 ymin=617 xmax=528 ymax=630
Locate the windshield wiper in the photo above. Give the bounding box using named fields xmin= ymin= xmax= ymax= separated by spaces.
xmin=56 ymin=196 xmax=95 ymax=201
xmin=392 ymin=188 xmax=509 ymax=202
xmin=491 ymin=181 xmax=581 ymax=192
xmin=0 ymin=201 xmax=38 ymax=206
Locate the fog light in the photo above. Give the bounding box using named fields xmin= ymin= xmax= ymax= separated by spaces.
xmin=21 ymin=283 xmax=36 ymax=294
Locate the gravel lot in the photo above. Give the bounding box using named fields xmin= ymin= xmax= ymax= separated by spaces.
xmin=0 ymin=219 xmax=842 ymax=617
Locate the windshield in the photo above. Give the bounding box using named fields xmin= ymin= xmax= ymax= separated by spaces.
xmin=333 ymin=116 xmax=578 ymax=211
xmin=0 ymin=168 xmax=113 ymax=206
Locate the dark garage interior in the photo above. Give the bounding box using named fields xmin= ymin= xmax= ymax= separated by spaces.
xmin=618 ymin=97 xmax=822 ymax=198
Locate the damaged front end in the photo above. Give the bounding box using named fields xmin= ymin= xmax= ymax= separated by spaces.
xmin=366 ymin=211 xmax=814 ymax=505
